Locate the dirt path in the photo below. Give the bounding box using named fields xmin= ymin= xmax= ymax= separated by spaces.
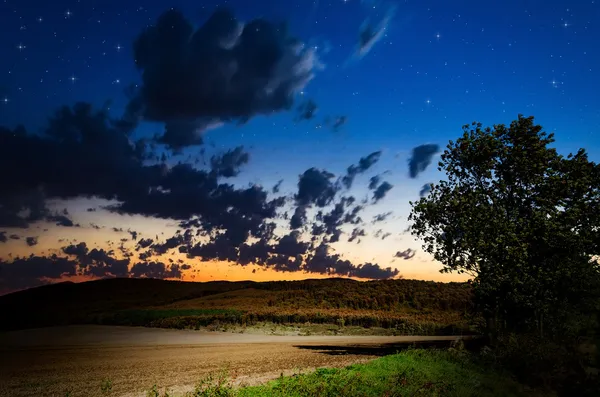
xmin=0 ymin=326 xmax=473 ymax=397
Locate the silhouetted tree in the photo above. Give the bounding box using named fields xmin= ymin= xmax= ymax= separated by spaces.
xmin=409 ymin=115 xmax=600 ymax=341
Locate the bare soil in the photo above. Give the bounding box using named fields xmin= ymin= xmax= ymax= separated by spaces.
xmin=0 ymin=325 xmax=471 ymax=397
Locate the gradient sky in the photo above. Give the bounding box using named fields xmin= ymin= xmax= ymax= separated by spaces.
xmin=0 ymin=0 xmax=599 ymax=294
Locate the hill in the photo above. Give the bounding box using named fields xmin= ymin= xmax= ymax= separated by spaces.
xmin=0 ymin=278 xmax=477 ymax=334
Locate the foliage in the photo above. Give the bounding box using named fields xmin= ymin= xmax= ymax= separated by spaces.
xmin=188 ymin=369 xmax=236 ymax=397
xmin=409 ymin=115 xmax=600 ymax=340
xmin=480 ymin=333 xmax=599 ymax=396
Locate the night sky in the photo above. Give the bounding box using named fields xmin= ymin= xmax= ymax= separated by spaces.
xmin=0 ymin=0 xmax=599 ymax=294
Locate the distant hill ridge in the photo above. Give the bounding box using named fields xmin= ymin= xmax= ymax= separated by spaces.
xmin=0 ymin=278 xmax=473 ymax=332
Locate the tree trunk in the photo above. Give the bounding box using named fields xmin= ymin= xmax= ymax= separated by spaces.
xmin=486 ymin=315 xmax=498 ymax=346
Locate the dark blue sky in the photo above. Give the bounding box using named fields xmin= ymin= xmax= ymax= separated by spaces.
xmin=0 ymin=0 xmax=599 ymax=292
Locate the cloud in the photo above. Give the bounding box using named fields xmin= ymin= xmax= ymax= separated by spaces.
xmin=272 ymin=179 xmax=283 ymax=194
xmin=372 ymin=181 xmax=393 ymax=203
xmin=342 ymin=151 xmax=382 ymax=189
xmin=0 ymin=187 xmax=49 ymax=228
xmin=0 ymin=104 xmax=146 ymax=228
xmin=355 ymin=4 xmax=396 ymax=58
xmin=372 ymin=212 xmax=392 ymax=223
xmin=395 ymin=249 xmax=416 ymax=260
xmin=137 ymin=238 xmax=154 ymax=249
xmin=324 ymin=115 xmax=347 ymax=132
xmin=0 ymin=255 xmax=77 ymax=292
xmin=130 ymin=7 xmax=321 ymax=149
xmin=0 ymin=102 xmax=284 ymax=244
xmin=62 ymin=242 xmax=130 ymax=277
xmin=408 ymin=144 xmax=439 ymax=178
xmin=47 ymin=213 xmax=78 ymax=227
xmin=182 ymin=232 xmax=398 ymax=279
xmin=290 ymin=167 xmax=350 ymax=231
xmin=313 ymin=196 xmax=362 ymax=243
xmin=305 ymin=243 xmax=399 ymax=279
xmin=0 ymin=241 xmax=190 ymax=293
xmin=348 ymin=227 xmax=366 ymax=243
xmin=419 ymin=183 xmax=432 ymax=197
xmin=210 ymin=146 xmax=250 ymax=178
xmin=151 ymin=230 xmax=193 ymax=255
xmin=25 ymin=237 xmax=38 ymax=247
xmin=130 ymin=261 xmax=183 ymax=279
xmin=368 ymin=175 xmax=380 ymax=190
xmin=157 ymin=119 xmax=224 ymax=152
xmin=295 ymin=99 xmax=318 ymax=121
xmin=0 ymin=232 xmax=6 ymax=243
xmin=295 ymin=168 xmax=339 ymax=208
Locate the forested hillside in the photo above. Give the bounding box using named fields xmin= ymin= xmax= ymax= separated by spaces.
xmin=0 ymin=277 xmax=474 ymax=333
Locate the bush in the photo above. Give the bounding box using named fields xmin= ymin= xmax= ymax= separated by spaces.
xmin=481 ymin=333 xmax=599 ymax=396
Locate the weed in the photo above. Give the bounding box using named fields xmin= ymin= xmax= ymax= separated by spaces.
xmin=100 ymin=378 xmax=113 ymax=394
xmin=186 ymin=369 xmax=235 ymax=397
xmin=147 ymin=385 xmax=171 ymax=397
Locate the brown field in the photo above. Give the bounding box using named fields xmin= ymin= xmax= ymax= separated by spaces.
xmin=0 ymin=325 xmax=474 ymax=397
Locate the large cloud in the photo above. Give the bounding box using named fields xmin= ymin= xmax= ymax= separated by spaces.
xmin=0 ymin=103 xmax=145 ymax=228
xmin=0 ymin=255 xmax=78 ymax=293
xmin=0 ymin=5 xmax=403 ymax=292
xmin=0 ymin=103 xmax=284 ymax=237
xmin=130 ymin=7 xmax=321 ymax=150
xmin=62 ymin=242 xmax=130 ymax=277
xmin=180 ymin=233 xmax=398 ymax=279
xmin=0 ymin=108 xmax=400 ymax=286
xmin=0 ymin=243 xmax=186 ymax=294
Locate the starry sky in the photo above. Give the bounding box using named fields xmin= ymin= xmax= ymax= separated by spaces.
xmin=0 ymin=0 xmax=599 ymax=294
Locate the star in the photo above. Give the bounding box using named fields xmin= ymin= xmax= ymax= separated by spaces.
xmin=2 ymin=97 xmax=9 ymax=104
xmin=37 ymin=17 xmax=43 ymax=23
xmin=65 ymin=9 xmax=72 ymax=19
xmin=115 ymin=44 xmax=122 ymax=52
xmin=17 ymin=43 xmax=26 ymax=51
xmin=69 ymin=74 xmax=78 ymax=83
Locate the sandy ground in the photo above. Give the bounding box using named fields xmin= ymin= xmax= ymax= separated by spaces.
xmin=0 ymin=325 xmax=471 ymax=397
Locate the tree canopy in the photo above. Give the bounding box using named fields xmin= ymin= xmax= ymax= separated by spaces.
xmin=409 ymin=115 xmax=600 ymax=339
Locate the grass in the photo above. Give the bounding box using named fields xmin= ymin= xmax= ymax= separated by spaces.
xmin=91 ymin=307 xmax=474 ymax=336
xmin=143 ymin=348 xmax=542 ymax=397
